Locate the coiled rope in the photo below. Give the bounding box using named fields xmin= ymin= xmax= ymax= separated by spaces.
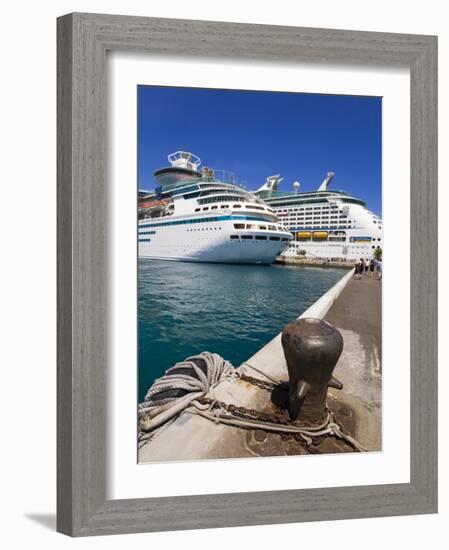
xmin=138 ymin=352 xmax=236 ymax=448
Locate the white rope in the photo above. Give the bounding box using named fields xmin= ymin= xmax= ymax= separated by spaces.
xmin=138 ymin=352 xmax=235 ymax=447
xmin=186 ymin=402 xmax=367 ymax=451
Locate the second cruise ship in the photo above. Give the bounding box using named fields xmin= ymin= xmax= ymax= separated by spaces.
xmin=254 ymin=172 xmax=383 ymax=261
xmin=138 ymin=152 xmax=292 ymax=264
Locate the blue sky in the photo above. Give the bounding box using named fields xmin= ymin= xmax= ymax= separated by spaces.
xmin=138 ymin=86 xmax=382 ymax=216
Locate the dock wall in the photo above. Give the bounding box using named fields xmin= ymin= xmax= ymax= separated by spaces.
xmin=296 ymin=268 xmax=354 ymax=319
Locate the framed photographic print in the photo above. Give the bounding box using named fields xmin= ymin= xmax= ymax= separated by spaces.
xmin=135 ymin=86 xmax=382 ymax=463
xmin=57 ymin=13 xmax=437 ymax=536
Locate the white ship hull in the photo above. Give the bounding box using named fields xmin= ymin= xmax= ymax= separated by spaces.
xmin=138 ymin=217 xmax=290 ymax=264
xmin=280 ymin=236 xmax=381 ymax=262
xmin=254 ymin=170 xmax=383 ymax=263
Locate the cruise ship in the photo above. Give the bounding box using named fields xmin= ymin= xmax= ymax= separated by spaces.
xmin=138 ymin=152 xmax=292 ymax=263
xmin=254 ymin=172 xmax=382 ymax=261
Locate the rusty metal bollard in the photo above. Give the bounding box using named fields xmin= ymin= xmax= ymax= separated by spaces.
xmin=281 ymin=318 xmax=343 ymax=423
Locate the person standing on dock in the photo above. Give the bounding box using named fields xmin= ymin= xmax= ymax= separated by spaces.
xmin=354 ymin=258 xmax=363 ymax=278
xmin=360 ymin=258 xmax=365 ymax=275
xmin=376 ymin=258 xmax=382 ymax=280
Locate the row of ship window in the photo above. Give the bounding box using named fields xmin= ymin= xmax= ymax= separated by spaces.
xmin=234 ymin=222 xmax=276 ymax=231
xmin=280 ymin=213 xmax=349 ymax=218
xmin=185 ymin=224 xmax=289 ymax=233
xmin=279 ymin=206 xmax=339 ymax=212
xmin=287 ymin=225 xmax=351 ymax=230
xmin=286 ymin=216 xmax=347 ymax=219
xmin=283 ymin=213 xmax=347 ymax=217
xmin=185 ymin=223 xmax=288 ymax=234
xmin=230 ymin=235 xmax=290 ymax=242
xmin=173 ymin=182 xmax=242 ymax=196
xmin=195 ymin=204 xmax=271 ymax=213
xmin=197 ymin=195 xmax=245 ymax=205
xmin=284 ymin=218 xmax=351 ymax=223
xmin=187 ymin=227 xmax=223 ymax=231
xmin=270 ymin=197 xmax=366 ymax=208
xmin=232 ymin=223 xmax=290 ymax=233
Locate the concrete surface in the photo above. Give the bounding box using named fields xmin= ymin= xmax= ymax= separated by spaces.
xmin=325 ymin=274 xmax=382 ymax=450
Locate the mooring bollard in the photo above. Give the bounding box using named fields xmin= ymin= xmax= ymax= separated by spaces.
xmin=281 ymin=318 xmax=344 ymax=423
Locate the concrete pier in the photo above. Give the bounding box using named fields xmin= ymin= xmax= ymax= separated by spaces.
xmin=139 ymin=270 xmax=382 ymax=462
xmin=323 ymin=275 xmax=382 ymax=451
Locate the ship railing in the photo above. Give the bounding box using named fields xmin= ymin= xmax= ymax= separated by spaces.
xmin=201 ymin=168 xmax=247 ymax=189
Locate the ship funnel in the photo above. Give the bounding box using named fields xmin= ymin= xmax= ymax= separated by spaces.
xmin=293 ymin=181 xmax=300 ymax=194
xmin=255 ymin=174 xmax=283 ymax=194
xmin=318 ymin=171 xmax=335 ymax=191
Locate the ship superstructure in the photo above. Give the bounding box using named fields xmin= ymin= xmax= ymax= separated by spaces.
xmin=254 ymin=172 xmax=382 ymax=261
xmin=138 ymin=152 xmax=292 ymax=264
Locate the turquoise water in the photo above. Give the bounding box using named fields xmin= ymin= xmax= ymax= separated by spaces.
xmin=138 ymin=260 xmax=347 ymax=402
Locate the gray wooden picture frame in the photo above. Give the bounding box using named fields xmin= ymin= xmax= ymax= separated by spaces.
xmin=57 ymin=12 xmax=438 ymax=537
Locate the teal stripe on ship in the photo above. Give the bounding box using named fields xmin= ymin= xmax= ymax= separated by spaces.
xmin=139 ymin=215 xmax=270 ymax=229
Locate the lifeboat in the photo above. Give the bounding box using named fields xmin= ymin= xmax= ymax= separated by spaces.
xmin=138 ymin=198 xmax=171 ymax=218
xmin=312 ymin=231 xmax=328 ymax=240
xmin=138 ymin=199 xmax=169 ymax=210
xmin=297 ymin=231 xmax=311 ymax=240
